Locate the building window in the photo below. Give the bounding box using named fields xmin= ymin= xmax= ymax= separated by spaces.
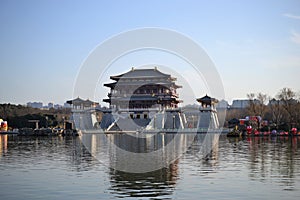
xmin=144 ymin=114 xmax=148 ymax=119
xmin=136 ymin=114 xmax=140 ymax=119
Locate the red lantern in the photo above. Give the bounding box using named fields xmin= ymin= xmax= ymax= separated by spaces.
xmin=291 ymin=128 xmax=297 ymax=135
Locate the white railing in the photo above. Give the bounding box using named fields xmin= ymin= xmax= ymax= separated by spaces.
xmin=118 ymin=107 xmax=160 ymax=112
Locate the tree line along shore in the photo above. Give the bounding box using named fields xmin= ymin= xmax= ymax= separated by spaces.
xmin=1 ymin=87 xmax=299 ymax=132
xmin=225 ymin=88 xmax=300 ymax=132
xmin=0 ymin=104 xmax=71 ymax=130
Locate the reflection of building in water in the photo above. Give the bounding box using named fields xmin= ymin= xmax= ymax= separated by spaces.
xmin=80 ymin=132 xmax=219 ymax=174
xmin=186 ymin=133 xmax=219 ymax=166
xmin=109 ymin=160 xmax=179 ymax=198
xmin=0 ymin=135 xmax=8 ymax=157
xmin=210 ymin=134 xmax=219 ymax=162
xmin=107 ymin=133 xmax=196 ymax=173
xmin=107 ymin=133 xmax=178 ymax=153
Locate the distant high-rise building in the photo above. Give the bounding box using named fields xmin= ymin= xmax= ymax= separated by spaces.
xmin=27 ymin=102 xmax=43 ymax=109
xmin=231 ymin=99 xmax=250 ymax=109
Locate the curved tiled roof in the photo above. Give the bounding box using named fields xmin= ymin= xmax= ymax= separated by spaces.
xmin=110 ymin=68 xmax=171 ymax=80
xmin=196 ymin=95 xmax=218 ymax=104
xmin=66 ymin=97 xmax=99 ymax=106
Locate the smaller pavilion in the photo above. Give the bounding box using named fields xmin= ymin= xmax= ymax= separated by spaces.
xmin=196 ymin=95 xmax=219 ymax=129
xmin=66 ymin=97 xmax=99 ymax=110
xmin=196 ymin=94 xmax=219 ymax=112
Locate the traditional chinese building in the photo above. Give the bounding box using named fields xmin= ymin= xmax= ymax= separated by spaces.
xmin=103 ymin=67 xmax=182 ymax=111
xmin=67 ymin=68 xmax=222 ymax=132
xmin=66 ymin=97 xmax=99 ymax=110
xmin=196 ymin=94 xmax=219 ymax=129
xmin=66 ymin=97 xmax=99 ymax=130
xmin=101 ymin=67 xmax=185 ymax=131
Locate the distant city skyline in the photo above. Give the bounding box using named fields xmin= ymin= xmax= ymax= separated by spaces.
xmin=23 ymin=97 xmax=292 ymax=110
xmin=1 ymin=0 xmax=300 ymax=105
xmin=26 ymin=101 xmax=71 ymax=109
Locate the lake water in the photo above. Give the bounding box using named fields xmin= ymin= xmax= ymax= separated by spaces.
xmin=0 ymin=134 xmax=300 ymax=200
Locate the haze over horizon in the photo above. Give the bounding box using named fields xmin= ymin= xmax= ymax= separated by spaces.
xmin=1 ymin=0 xmax=300 ymax=106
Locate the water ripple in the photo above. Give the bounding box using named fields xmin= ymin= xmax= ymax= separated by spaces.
xmin=0 ymin=135 xmax=300 ymax=199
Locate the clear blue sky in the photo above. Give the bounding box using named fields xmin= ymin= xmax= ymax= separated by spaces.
xmin=1 ymin=0 xmax=300 ymax=105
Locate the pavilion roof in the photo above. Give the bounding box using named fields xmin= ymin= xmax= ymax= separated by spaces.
xmin=196 ymin=94 xmax=218 ymax=104
xmin=66 ymin=97 xmax=99 ymax=106
xmin=104 ymin=81 xmax=181 ymax=88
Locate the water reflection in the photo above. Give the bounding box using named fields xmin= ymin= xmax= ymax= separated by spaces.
xmin=109 ymin=161 xmax=179 ymax=198
xmin=0 ymin=134 xmax=8 ymax=157
xmin=80 ymin=133 xmax=219 ymax=173
xmin=0 ymin=134 xmax=299 ymax=199
xmin=246 ymin=136 xmax=300 ymax=190
xmin=0 ymin=135 xmax=97 ymax=171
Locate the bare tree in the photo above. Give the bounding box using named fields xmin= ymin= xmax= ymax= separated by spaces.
xmin=247 ymin=93 xmax=257 ymax=116
xmin=268 ymin=98 xmax=285 ymax=129
xmin=246 ymin=92 xmax=267 ymax=117
xmin=257 ymin=92 xmax=267 ymax=117
xmin=277 ymin=87 xmax=297 ymax=129
xmin=294 ymin=92 xmax=300 ymax=129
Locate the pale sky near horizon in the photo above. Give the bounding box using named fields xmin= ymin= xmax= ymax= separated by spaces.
xmin=1 ymin=0 xmax=300 ymax=106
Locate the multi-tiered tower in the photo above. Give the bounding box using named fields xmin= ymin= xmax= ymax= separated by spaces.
xmin=102 ymin=67 xmax=184 ymax=131
xmin=103 ymin=67 xmax=182 ymax=111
